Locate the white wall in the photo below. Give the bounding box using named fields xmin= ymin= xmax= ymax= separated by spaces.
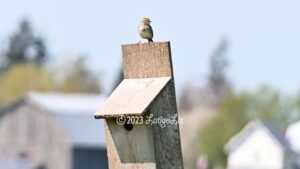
xmin=286 ymin=121 xmax=300 ymax=153
xmin=227 ymin=128 xmax=283 ymax=169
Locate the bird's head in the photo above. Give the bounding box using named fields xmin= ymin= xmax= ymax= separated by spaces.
xmin=142 ymin=18 xmax=151 ymax=25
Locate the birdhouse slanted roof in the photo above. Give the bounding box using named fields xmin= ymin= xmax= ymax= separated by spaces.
xmin=95 ymin=77 xmax=171 ymax=118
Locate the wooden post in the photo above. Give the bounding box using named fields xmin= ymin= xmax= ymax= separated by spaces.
xmin=95 ymin=41 xmax=184 ymax=169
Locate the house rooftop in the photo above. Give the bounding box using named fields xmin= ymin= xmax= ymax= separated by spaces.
xmin=27 ymin=92 xmax=106 ymax=115
xmin=225 ymin=120 xmax=290 ymax=153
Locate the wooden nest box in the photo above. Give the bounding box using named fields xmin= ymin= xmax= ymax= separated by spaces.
xmin=95 ymin=42 xmax=184 ymax=169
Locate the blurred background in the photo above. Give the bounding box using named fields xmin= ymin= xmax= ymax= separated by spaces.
xmin=1 ymin=0 xmax=300 ymax=169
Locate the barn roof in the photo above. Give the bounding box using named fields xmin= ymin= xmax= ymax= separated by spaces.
xmin=27 ymin=92 xmax=107 ymax=148
xmin=224 ymin=120 xmax=290 ymax=153
xmin=95 ymin=77 xmax=171 ymax=118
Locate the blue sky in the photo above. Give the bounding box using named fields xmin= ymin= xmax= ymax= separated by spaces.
xmin=1 ymin=0 xmax=300 ymax=94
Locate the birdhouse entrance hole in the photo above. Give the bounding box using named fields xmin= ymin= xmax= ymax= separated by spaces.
xmin=124 ymin=123 xmax=133 ymax=131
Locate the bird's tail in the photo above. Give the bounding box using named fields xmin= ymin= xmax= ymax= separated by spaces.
xmin=148 ymin=39 xmax=153 ymax=43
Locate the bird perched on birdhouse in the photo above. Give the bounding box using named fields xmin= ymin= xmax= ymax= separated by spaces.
xmin=138 ymin=18 xmax=153 ymax=43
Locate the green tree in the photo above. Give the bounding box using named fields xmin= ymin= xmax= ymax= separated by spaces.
xmin=0 ymin=58 xmax=102 ymax=107
xmin=248 ymin=86 xmax=296 ymax=130
xmin=58 ymin=57 xmax=101 ymax=93
xmin=292 ymin=92 xmax=300 ymax=122
xmin=199 ymin=92 xmax=250 ymax=167
xmin=0 ymin=64 xmax=55 ymax=107
xmin=0 ymin=19 xmax=47 ymax=73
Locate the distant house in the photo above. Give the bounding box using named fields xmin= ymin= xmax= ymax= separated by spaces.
xmin=0 ymin=92 xmax=108 ymax=169
xmin=224 ymin=120 xmax=296 ymax=169
xmin=286 ymin=121 xmax=300 ymax=168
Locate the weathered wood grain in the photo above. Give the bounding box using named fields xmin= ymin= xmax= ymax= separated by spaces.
xmin=104 ymin=120 xmax=156 ymax=169
xmin=150 ymin=81 xmax=184 ymax=169
xmin=122 ymin=42 xmax=173 ymax=79
xmin=95 ymin=77 xmax=171 ymax=118
xmin=101 ymin=41 xmax=184 ymax=169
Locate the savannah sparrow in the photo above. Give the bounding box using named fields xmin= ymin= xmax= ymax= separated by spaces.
xmin=138 ymin=18 xmax=153 ymax=43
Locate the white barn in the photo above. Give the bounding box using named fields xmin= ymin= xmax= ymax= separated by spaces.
xmin=224 ymin=120 xmax=296 ymax=169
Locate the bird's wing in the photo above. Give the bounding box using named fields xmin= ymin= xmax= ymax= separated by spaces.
xmin=149 ymin=25 xmax=153 ymax=39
